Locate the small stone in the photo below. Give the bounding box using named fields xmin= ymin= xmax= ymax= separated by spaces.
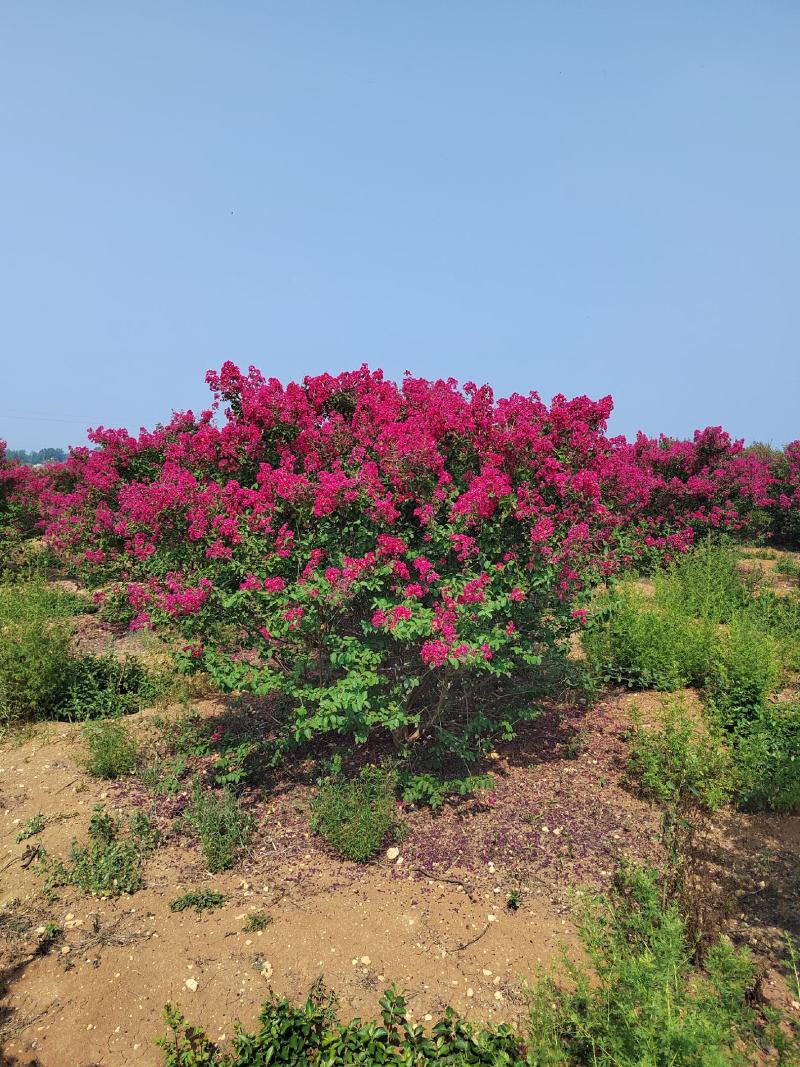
xmin=487 ymin=914 xmax=497 ymax=923
xmin=466 ymin=987 xmax=474 ymax=998
xmin=360 ymin=956 xmax=371 ymax=965
xmin=494 ymin=990 xmax=503 ymax=1001
xmin=386 ymin=847 xmax=400 ymax=861
xmin=260 ymin=962 xmax=273 ymax=980
xmin=61 ymin=946 xmax=71 ymax=955
xmin=482 ymin=969 xmax=492 ymax=976
xmin=185 ymin=978 xmax=198 ymax=992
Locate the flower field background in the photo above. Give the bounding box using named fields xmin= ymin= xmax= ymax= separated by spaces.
xmin=1 ymin=366 xmax=799 ymax=1065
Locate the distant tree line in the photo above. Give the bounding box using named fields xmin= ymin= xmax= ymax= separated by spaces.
xmin=7 ymin=447 xmax=67 ymax=465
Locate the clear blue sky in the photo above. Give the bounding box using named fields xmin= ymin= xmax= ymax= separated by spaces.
xmin=1 ymin=2 xmax=798 ymax=451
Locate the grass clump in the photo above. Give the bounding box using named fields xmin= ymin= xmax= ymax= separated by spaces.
xmin=82 ymin=719 xmax=139 ymax=778
xmin=36 ymin=805 xmax=158 ymax=897
xmin=311 ymin=764 xmax=398 ymax=862
xmin=170 ymin=889 xmax=226 ymax=915
xmin=184 ymin=781 xmax=254 ymax=873
xmin=0 ymin=579 xmax=164 ymax=727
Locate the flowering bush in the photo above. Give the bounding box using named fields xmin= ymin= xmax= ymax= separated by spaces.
xmin=7 ymin=368 xmax=798 ymax=773
xmin=30 ymin=365 xmax=660 ymax=761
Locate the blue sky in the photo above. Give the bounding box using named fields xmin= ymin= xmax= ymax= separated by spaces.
xmin=1 ymin=2 xmax=798 ymax=450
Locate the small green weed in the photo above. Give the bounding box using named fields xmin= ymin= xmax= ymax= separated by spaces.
xmin=311 ymin=764 xmax=398 ymax=862
xmin=243 ymin=911 xmax=271 ymax=932
xmin=82 ymin=719 xmax=139 ymax=778
xmin=169 ymin=889 xmax=226 ymax=914
xmin=184 ymin=781 xmax=254 ymax=873
xmin=36 ymin=921 xmax=63 ymax=954
xmin=35 ymin=805 xmax=158 ymax=897
xmin=15 ymin=812 xmax=46 ymax=842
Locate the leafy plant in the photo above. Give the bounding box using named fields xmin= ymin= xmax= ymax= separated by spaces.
xmin=733 ymin=704 xmax=800 ymax=813
xmin=36 ymin=805 xmax=158 ymax=897
xmin=627 ymin=700 xmax=734 ymax=816
xmin=15 ymin=812 xmax=46 ymax=842
xmin=82 ymin=719 xmax=139 ymax=778
xmin=184 ymin=781 xmax=254 ymax=873
xmin=157 ymin=980 xmax=526 ymax=1066
xmin=525 ymin=863 xmax=785 ymax=1066
xmin=170 ymin=889 xmax=226 ymax=914
xmin=243 ymin=912 xmax=271 ymax=933
xmin=311 ymin=764 xmax=399 ymax=862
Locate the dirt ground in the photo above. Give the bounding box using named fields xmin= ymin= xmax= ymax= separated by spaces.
xmin=1 ymin=650 xmax=799 ymax=1064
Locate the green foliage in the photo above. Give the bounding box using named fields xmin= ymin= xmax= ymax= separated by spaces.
xmin=310 ymin=764 xmax=399 ymax=862
xmin=525 ymin=863 xmax=783 ymax=1066
xmin=583 ymin=585 xmax=716 ymax=691
xmin=15 ymin=812 xmax=46 ymax=842
xmin=656 ymin=540 xmax=752 ymax=625
xmin=82 ymin=718 xmax=139 ymax=778
xmin=170 ymin=889 xmax=226 ymax=914
xmin=36 ymin=921 xmax=63 ymax=954
xmin=184 ymin=781 xmax=254 ymax=873
xmin=733 ymin=704 xmax=800 ymax=813
xmin=0 ymin=581 xmax=76 ymax=723
xmin=60 ymin=651 xmax=163 ymax=721
xmin=0 ymin=579 xmax=162 ymax=725
xmin=585 ymin=546 xmax=784 ymax=718
xmin=243 ymin=912 xmax=271 ymax=932
xmin=627 ymin=701 xmax=734 ymax=815
xmin=705 ymin=620 xmax=780 ymax=726
xmin=157 ymin=981 xmax=526 ymax=1066
xmin=36 ymin=805 xmax=158 ymax=897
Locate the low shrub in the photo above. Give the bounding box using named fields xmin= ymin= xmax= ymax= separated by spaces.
xmin=526 ymin=864 xmax=788 ymax=1066
xmin=36 ymin=805 xmax=158 ymax=897
xmin=170 ymin=889 xmax=226 ymax=915
xmin=627 ymin=701 xmax=734 ymax=816
xmin=184 ymin=781 xmax=254 ymax=873
xmin=584 ymin=587 xmax=715 ymax=691
xmin=82 ymin=719 xmax=139 ymax=778
xmin=158 ymin=981 xmax=526 ymax=1066
xmin=311 ymin=764 xmax=398 ymax=862
xmin=733 ymin=704 xmax=800 ymax=813
xmin=0 ymin=583 xmax=75 ymax=724
xmin=705 ymin=619 xmax=780 ymax=726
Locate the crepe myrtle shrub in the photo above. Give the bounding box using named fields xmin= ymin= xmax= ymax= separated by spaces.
xmin=31 ymin=364 xmax=780 ymax=761
xmin=43 ymin=368 xmax=644 ymax=747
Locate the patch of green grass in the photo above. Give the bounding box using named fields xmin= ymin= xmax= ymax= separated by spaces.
xmin=311 ymin=765 xmax=398 ymax=862
xmin=82 ymin=719 xmax=139 ymax=778
xmin=35 ymin=805 xmax=158 ymax=897
xmin=775 ymin=556 xmax=800 ymax=580
xmin=169 ymin=889 xmax=226 ymax=914
xmin=184 ymin=780 xmax=254 ymax=873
